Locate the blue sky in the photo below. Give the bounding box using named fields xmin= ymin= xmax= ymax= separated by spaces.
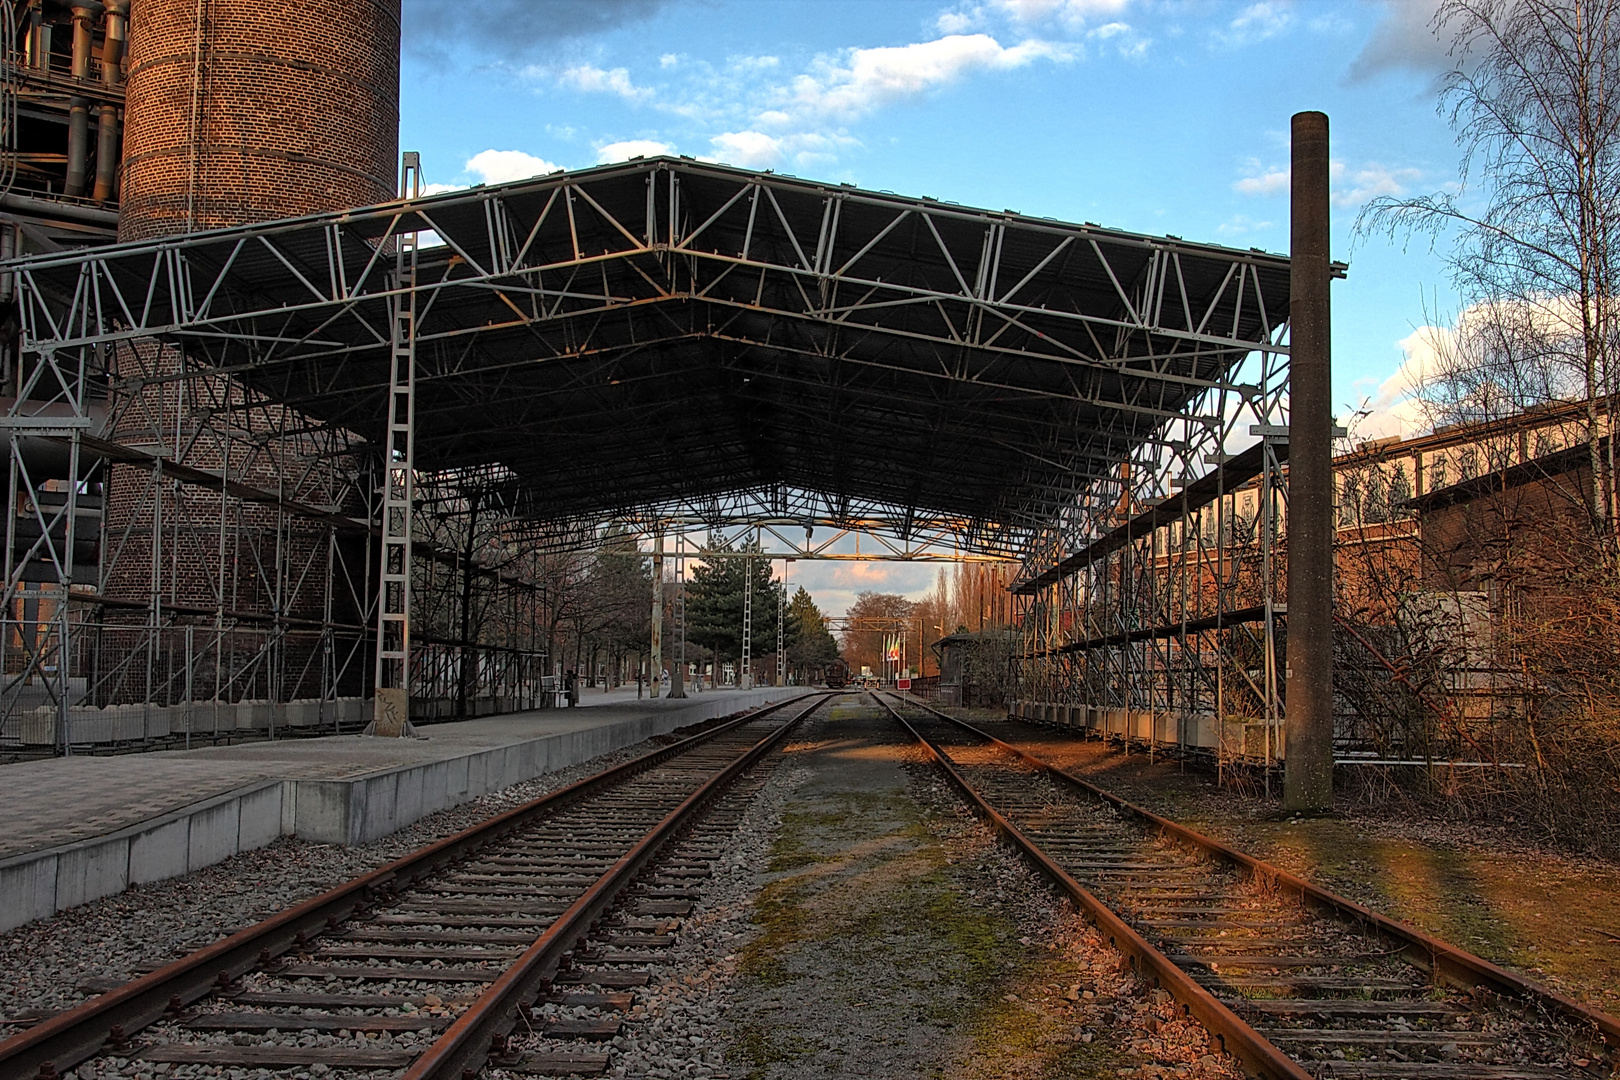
xmin=398 ymin=0 xmax=1469 ymax=614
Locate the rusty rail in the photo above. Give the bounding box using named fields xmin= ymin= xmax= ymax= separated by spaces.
xmin=0 ymin=692 xmax=823 ymax=1080
xmin=890 ymin=692 xmax=1620 ymax=1060
xmin=402 ymin=692 xmax=823 ymax=1080
xmin=873 ymin=693 xmax=1313 ymax=1080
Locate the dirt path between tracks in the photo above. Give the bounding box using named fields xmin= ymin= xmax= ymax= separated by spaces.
xmin=722 ymin=700 xmax=1239 ymax=1080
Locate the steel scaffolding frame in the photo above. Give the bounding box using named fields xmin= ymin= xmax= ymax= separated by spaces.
xmin=1009 ymin=350 xmax=1298 ymax=768
xmin=1 ymin=156 xmax=1293 ymax=749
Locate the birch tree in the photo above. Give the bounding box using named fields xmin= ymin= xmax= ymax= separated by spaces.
xmin=1361 ymin=0 xmax=1620 ymax=521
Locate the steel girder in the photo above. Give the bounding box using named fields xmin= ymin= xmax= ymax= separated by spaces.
xmin=6 ymin=157 xmax=1290 ymax=555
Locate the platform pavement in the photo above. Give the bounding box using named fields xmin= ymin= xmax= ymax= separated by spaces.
xmin=0 ymin=685 xmax=813 ymax=932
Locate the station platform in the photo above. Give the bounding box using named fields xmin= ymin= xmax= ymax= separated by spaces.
xmin=0 ymin=685 xmax=813 ymax=933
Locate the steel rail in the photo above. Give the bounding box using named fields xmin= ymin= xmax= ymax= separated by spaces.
xmin=402 ymin=691 xmax=825 ymax=1080
xmin=888 ymin=692 xmax=1620 ymax=1060
xmin=871 ymin=693 xmax=1313 ymax=1080
xmin=0 ymin=692 xmax=823 ymax=1080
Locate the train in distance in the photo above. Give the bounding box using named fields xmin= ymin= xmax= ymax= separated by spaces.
xmin=825 ymin=659 xmax=851 ymax=689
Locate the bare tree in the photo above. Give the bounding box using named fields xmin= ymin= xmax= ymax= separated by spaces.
xmin=1360 ymin=0 xmax=1620 ymax=519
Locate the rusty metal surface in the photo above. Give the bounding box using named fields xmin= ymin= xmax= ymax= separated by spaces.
xmin=400 ymin=693 xmax=824 ymax=1080
xmin=0 ymin=694 xmax=818 ymax=1080
xmin=898 ymin=693 xmax=1620 ymax=1059
xmin=874 ymin=693 xmax=1314 ymax=1080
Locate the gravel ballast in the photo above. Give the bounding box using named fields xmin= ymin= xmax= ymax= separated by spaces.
xmin=0 ymin=731 xmax=688 ymax=1038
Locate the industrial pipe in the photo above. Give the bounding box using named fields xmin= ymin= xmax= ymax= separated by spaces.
xmin=1283 ymin=110 xmax=1335 ymax=814
xmin=92 ymin=0 xmax=127 ymax=203
xmin=0 ymin=189 xmax=120 ymax=224
xmin=64 ymin=3 xmax=101 ymax=198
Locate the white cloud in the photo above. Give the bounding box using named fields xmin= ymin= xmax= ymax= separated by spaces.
xmin=1234 ymin=163 xmax=1290 ymax=196
xmin=993 ymin=0 xmax=1130 ymax=26
xmin=421 ymin=182 xmax=465 ymax=197
xmin=1233 ymin=158 xmax=1423 ymax=207
xmin=559 ymin=63 xmax=651 ymax=102
xmin=1349 ymin=297 xmax=1590 ymax=441
xmin=1215 ymin=213 xmax=1273 ymax=237
xmin=1216 ymin=1 xmax=1294 ymax=47
xmin=707 ymin=130 xmax=859 ymax=170
xmin=529 ymin=27 xmax=1080 ymax=176
xmin=789 ymin=34 xmax=1073 ymax=119
xmin=937 ymin=0 xmax=1130 ymax=36
xmin=709 ymin=130 xmax=786 ymax=169
xmin=1331 ymin=160 xmax=1422 ymax=207
xmin=464 ymin=149 xmax=563 ymax=184
xmin=783 ymin=559 xmax=937 ymax=619
xmin=595 ymin=139 xmax=673 ymax=163
xmin=1350 ymin=326 xmax=1447 ymax=441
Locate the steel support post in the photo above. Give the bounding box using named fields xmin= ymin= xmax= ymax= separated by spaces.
xmin=740 ymin=529 xmax=753 ymax=689
xmin=777 ymin=559 xmax=787 ymax=687
xmin=650 ymin=531 xmax=663 ymax=697
xmin=1283 ymin=111 xmax=1335 ymax=813
xmin=2 ymin=367 xmax=89 ymax=755
xmin=372 ymin=153 xmax=421 ymax=736
xmin=669 ymin=532 xmax=687 ymax=699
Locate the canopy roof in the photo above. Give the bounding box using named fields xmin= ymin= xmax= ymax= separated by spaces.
xmin=11 ymin=156 xmax=1291 ymax=553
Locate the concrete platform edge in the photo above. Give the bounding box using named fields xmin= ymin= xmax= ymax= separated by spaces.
xmin=0 ymin=779 xmax=286 ymax=933
xmin=0 ymin=688 xmax=812 ymax=933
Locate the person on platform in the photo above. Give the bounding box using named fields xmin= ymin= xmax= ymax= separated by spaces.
xmin=565 ymin=669 xmax=578 ymax=707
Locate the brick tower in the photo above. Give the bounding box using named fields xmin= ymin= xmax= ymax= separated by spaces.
xmin=97 ymin=0 xmax=400 ymax=706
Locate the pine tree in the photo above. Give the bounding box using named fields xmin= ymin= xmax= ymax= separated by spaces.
xmin=784 ymin=586 xmax=839 ymax=681
xmin=683 ymin=534 xmax=789 ymax=671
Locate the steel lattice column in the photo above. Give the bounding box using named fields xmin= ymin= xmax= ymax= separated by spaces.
xmin=777 ymin=558 xmax=787 ymax=687
xmin=740 ymin=528 xmax=753 ymax=689
xmin=650 ymin=530 xmax=663 ymax=698
xmin=670 ymin=532 xmax=687 ymax=699
xmin=372 ymin=153 xmax=421 ymax=736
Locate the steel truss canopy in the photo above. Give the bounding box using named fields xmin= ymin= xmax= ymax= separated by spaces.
xmin=8 ymin=156 xmax=1291 ymax=554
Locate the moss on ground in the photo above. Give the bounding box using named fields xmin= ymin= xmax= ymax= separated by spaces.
xmin=726 ymin=707 xmax=1158 ymax=1079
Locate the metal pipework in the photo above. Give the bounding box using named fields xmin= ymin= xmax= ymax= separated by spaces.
xmin=1283 ymin=110 xmax=1335 ymax=814
xmin=92 ymin=0 xmax=127 ymax=203
xmin=64 ymin=2 xmax=101 ymax=198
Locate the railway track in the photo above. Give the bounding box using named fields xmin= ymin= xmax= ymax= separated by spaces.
xmin=878 ymin=692 xmax=1619 ymax=1080
xmin=0 ymin=692 xmax=830 ymax=1080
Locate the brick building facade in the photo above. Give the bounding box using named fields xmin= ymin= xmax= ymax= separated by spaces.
xmin=94 ymin=0 xmax=400 ymax=703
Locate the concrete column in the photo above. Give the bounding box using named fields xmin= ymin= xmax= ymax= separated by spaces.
xmin=1283 ymin=110 xmax=1335 ymax=814
xmin=650 ymin=532 xmax=663 ymax=697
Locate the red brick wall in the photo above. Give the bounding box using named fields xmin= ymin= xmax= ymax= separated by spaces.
xmin=118 ymin=0 xmax=400 ymax=241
